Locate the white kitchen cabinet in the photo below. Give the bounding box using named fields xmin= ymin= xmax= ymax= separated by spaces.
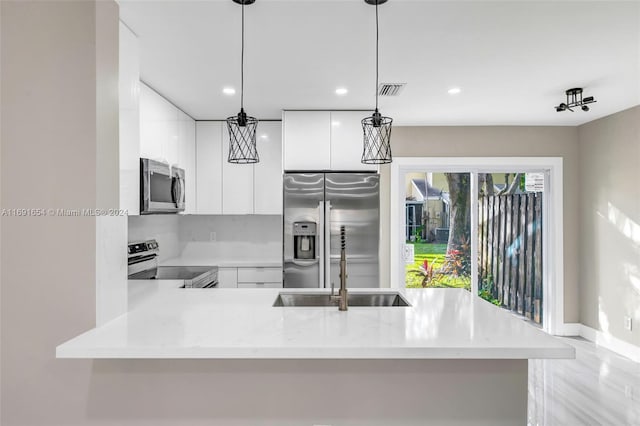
xmin=283 ymin=110 xmax=376 ymax=171
xmin=178 ymin=110 xmax=196 ymax=214
xmin=330 ymin=111 xmax=376 ymax=171
xmin=217 ymin=267 xmax=238 ymax=288
xmin=222 ymin=125 xmax=255 ymax=214
xmin=254 ymin=122 xmax=283 ymax=214
xmin=195 ymin=121 xmax=283 ymax=215
xmin=237 ymin=267 xmax=282 ymax=283
xmin=195 ymin=122 xmax=223 ymax=214
xmin=283 ymin=111 xmax=331 ymax=170
xmin=118 ymin=22 xmax=140 ymax=215
xmin=237 ymin=267 xmax=283 ymax=288
xmin=237 ymin=283 xmax=282 ymax=289
xmin=139 ymin=83 xmax=179 ymax=165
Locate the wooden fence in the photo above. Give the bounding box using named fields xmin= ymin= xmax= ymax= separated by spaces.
xmin=478 ymin=193 xmax=543 ymax=324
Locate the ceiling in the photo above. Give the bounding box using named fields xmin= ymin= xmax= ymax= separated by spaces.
xmin=119 ymin=0 xmax=640 ymax=126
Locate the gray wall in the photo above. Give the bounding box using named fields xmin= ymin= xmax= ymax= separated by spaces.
xmin=1 ymin=1 xmax=118 ymax=423
xmin=378 ymin=126 xmax=580 ymax=323
xmin=578 ymin=106 xmax=640 ymax=346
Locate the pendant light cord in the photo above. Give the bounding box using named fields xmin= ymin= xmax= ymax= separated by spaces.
xmin=375 ymin=0 xmax=379 ymax=111
xmin=241 ymin=1 xmax=245 ymax=110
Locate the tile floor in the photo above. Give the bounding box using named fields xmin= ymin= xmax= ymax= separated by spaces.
xmin=528 ymin=337 xmax=640 ymax=425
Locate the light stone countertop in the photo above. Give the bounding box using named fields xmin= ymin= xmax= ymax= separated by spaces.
xmin=56 ymin=288 xmax=575 ymax=359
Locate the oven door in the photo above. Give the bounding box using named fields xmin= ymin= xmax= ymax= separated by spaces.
xmin=141 ymin=158 xmax=185 ymax=214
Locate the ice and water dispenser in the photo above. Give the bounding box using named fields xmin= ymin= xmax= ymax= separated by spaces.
xmin=293 ymin=222 xmax=316 ymax=260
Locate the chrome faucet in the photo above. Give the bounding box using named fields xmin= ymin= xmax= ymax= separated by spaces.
xmin=331 ymin=226 xmax=348 ymax=311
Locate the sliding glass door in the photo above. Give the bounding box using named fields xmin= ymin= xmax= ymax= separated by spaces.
xmin=402 ymin=169 xmax=547 ymax=325
xmin=478 ymin=172 xmax=545 ymax=325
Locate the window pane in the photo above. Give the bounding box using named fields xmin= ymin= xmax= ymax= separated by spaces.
xmin=405 ymin=172 xmax=471 ymax=291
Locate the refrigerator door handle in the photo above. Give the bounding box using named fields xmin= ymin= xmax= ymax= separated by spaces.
xmin=324 ymin=200 xmax=332 ymax=289
xmin=317 ymin=200 xmax=324 ymax=289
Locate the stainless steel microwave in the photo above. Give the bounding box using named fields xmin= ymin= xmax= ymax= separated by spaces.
xmin=140 ymin=158 xmax=185 ymax=214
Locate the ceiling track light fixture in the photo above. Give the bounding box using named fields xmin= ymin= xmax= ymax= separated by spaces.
xmin=555 ymin=87 xmax=596 ymax=112
xmin=361 ymin=0 xmax=393 ymax=165
xmin=227 ymin=0 xmax=259 ymax=164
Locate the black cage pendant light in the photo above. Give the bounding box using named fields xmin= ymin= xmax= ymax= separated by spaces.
xmin=361 ymin=0 xmax=392 ymax=165
xmin=227 ymin=0 xmax=258 ymax=164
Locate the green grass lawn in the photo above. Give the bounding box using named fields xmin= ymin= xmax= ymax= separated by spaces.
xmin=405 ymin=243 xmax=471 ymax=290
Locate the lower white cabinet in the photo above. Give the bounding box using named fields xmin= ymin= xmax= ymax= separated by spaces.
xmin=218 ymin=267 xmax=283 ymax=288
xmin=237 ymin=267 xmax=282 ymax=283
xmin=237 ymin=267 xmax=282 ymax=288
xmin=217 ymin=267 xmax=238 ymax=288
xmin=237 ymin=282 xmax=282 ymax=289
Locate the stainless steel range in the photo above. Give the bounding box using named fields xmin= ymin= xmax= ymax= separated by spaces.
xmin=127 ymin=240 xmax=218 ymax=288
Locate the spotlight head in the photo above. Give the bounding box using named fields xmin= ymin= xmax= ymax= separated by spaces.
xmin=556 ymin=103 xmax=567 ymax=112
xmin=583 ymin=96 xmax=595 ymax=103
xmin=582 ymin=105 xmax=589 ymax=112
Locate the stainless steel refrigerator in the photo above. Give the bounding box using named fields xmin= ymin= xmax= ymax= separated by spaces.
xmin=283 ymin=172 xmax=379 ymax=288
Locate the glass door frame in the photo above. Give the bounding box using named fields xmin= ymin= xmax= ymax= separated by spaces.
xmin=390 ymin=157 xmax=564 ymax=335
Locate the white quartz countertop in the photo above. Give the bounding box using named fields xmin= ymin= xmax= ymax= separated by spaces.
xmin=57 ymin=288 xmax=574 ymax=359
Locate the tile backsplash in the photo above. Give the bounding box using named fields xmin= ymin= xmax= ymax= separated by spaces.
xmin=128 ymin=215 xmax=282 ymax=263
xmin=128 ymin=215 xmax=181 ymax=262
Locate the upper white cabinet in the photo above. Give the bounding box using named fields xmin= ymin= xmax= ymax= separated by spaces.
xmin=138 ymin=82 xmax=196 ymax=214
xmin=222 ymin=125 xmax=254 ymax=214
xmin=195 ymin=121 xmax=283 ymax=215
xmin=139 ymin=83 xmax=179 ymax=165
xmin=283 ymin=110 xmax=376 ymax=172
xmin=178 ymin=110 xmax=196 ymax=214
xmin=195 ymin=122 xmax=223 ymax=214
xmin=283 ymin=111 xmax=331 ymax=170
xmin=330 ymin=111 xmax=374 ymax=171
xmin=119 ymin=22 xmax=140 ymax=215
xmin=254 ymin=122 xmax=283 ymax=214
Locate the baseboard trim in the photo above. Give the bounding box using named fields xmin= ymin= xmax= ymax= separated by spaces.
xmin=578 ymin=325 xmax=640 ymax=363
xmin=557 ymin=323 xmax=581 ymax=336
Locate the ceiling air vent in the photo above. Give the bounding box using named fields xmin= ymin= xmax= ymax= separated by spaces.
xmin=378 ymin=83 xmax=406 ymax=97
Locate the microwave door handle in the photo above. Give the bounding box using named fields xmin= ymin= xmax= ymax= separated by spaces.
xmin=171 ymin=176 xmax=179 ymax=207
xmin=179 ymin=175 xmax=185 ymax=208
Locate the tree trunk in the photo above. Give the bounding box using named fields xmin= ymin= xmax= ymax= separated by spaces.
xmin=503 ymin=172 xmax=523 ymax=195
xmin=444 ymin=173 xmax=471 ymax=251
xmin=478 ymin=173 xmax=495 ymax=197
xmin=485 ymin=173 xmax=494 ymax=196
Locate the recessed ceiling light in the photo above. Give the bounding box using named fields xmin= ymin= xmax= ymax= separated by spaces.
xmin=335 ymin=87 xmax=348 ymax=96
xmin=260 ymin=134 xmax=268 ymax=139
xmin=331 ymin=121 xmax=341 ymax=126
xmin=448 ymin=87 xmax=462 ymax=95
xmin=222 ymin=87 xmax=236 ymax=96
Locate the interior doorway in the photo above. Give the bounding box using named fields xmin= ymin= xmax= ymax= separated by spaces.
xmin=390 ymin=157 xmax=564 ymax=335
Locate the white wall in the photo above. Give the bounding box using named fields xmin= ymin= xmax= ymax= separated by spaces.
xmin=380 ymin=126 xmax=580 ymax=323
xmin=578 ymin=106 xmax=640 ymax=347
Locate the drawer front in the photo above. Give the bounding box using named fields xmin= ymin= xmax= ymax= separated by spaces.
xmin=237 ymin=282 xmax=282 ymax=289
xmin=237 ymin=267 xmax=282 ymax=283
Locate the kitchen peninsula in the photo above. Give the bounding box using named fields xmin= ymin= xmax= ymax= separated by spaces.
xmin=57 ymin=288 xmax=574 ymax=425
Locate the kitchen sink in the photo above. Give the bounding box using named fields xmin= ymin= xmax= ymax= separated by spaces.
xmin=272 ymin=292 xmax=411 ymax=307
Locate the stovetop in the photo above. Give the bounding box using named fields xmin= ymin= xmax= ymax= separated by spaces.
xmin=128 ymin=265 xmax=218 ymax=281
